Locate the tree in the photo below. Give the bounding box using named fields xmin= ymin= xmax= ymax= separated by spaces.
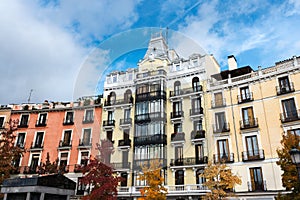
xmin=276 ymin=131 xmax=300 ymax=198
xmin=0 ymin=119 xmax=23 ymax=195
xmin=201 ymin=161 xmax=241 ymax=200
xmin=138 ymin=159 xmax=168 ymax=200
xmin=38 ymin=152 xmax=59 ymax=174
xmin=80 ymin=139 xmax=120 ymax=200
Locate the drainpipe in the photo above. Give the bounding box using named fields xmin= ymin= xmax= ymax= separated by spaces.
xmin=228 ymin=74 xmax=240 ymax=162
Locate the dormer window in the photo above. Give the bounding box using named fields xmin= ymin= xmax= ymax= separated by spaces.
xmin=112 ymin=75 xmax=117 ymax=83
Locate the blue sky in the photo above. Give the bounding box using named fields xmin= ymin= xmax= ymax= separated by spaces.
xmin=0 ymin=0 xmax=300 ymax=104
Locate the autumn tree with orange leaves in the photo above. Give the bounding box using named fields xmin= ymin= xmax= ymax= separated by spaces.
xmin=80 ymin=139 xmax=121 ymax=200
xmin=277 ymin=131 xmax=300 ymax=198
xmin=138 ymin=159 xmax=167 ymax=200
xmin=201 ymin=161 xmax=241 ymax=200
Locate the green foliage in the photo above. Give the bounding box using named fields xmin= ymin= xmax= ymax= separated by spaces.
xmin=201 ymin=162 xmax=241 ymax=200
xmin=138 ymin=159 xmax=167 ymax=200
xmin=276 ymin=131 xmax=300 ymax=194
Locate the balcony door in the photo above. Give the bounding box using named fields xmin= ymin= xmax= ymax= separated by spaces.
xmin=175 ymin=170 xmax=184 ymax=185
xmin=279 ymin=76 xmax=290 ymax=91
xmin=217 ymin=139 xmax=229 ymax=160
xmin=175 ymin=146 xmax=183 ymax=165
xmin=82 ymin=129 xmax=91 ymax=145
xmin=282 ymin=98 xmax=297 ymax=119
xmin=249 ymin=167 xmax=264 ymax=191
xmin=174 ymin=81 xmax=181 ymax=95
xmin=195 ymin=144 xmax=204 ymax=164
xmin=215 ymin=112 xmax=226 ymax=132
xmin=240 ymin=86 xmax=250 ymax=100
xmin=63 ymin=130 xmax=72 ymax=146
xmin=34 ymin=132 xmax=44 ymax=148
xmin=214 ymin=92 xmax=223 ymax=107
xmin=246 ymin=135 xmax=259 ymax=158
xmin=242 ymin=107 xmax=254 ymax=126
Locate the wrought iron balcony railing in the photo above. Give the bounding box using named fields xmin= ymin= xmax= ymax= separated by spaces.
xmin=136 ymin=90 xmax=166 ymax=102
xmin=102 ymin=120 xmax=115 ymax=127
xmin=171 ymin=132 xmax=185 ymax=142
xmin=191 ymin=130 xmax=205 ymax=140
xmin=135 ymin=112 xmax=166 ymax=123
xmin=169 ymin=85 xmax=202 ymax=97
xmin=213 ymin=123 xmax=230 ymax=133
xmin=58 ymin=140 xmax=72 ymax=148
xmin=213 ymin=153 xmax=234 ymax=163
xmin=170 ymin=111 xmax=184 ymax=119
xmin=118 ymin=139 xmax=131 ymax=147
xmin=276 ymin=82 xmax=295 ymax=95
xmin=134 ymin=134 xmax=167 ymax=146
xmin=248 ymin=180 xmax=267 ymax=192
xmin=240 ymin=118 xmax=258 ymax=129
xmin=211 ymin=98 xmax=226 ymax=108
xmin=190 ymin=107 xmax=203 ymax=116
xmin=237 ymin=92 xmax=254 ymax=104
xmin=170 ymin=156 xmax=208 ymax=166
xmin=242 ymin=149 xmax=265 ymax=162
xmin=120 ymin=118 xmax=132 ymax=126
xmin=280 ymin=110 xmax=300 ymax=123
xmin=78 ymin=138 xmax=92 ymax=147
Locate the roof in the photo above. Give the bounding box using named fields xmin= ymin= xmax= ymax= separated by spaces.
xmin=211 ymin=65 xmax=253 ymax=80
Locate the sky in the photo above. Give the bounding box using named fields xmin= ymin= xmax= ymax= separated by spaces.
xmin=0 ymin=0 xmax=300 ymax=104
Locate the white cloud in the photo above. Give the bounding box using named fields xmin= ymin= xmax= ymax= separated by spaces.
xmin=0 ymin=0 xmax=140 ymax=104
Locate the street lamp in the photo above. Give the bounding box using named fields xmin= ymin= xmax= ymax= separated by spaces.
xmin=289 ymin=147 xmax=300 ymax=181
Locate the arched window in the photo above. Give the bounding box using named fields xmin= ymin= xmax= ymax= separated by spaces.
xmin=192 ymin=77 xmax=201 ymax=92
xmin=124 ymin=89 xmax=132 ymax=103
xmin=174 ymin=81 xmax=181 ymax=95
xmin=109 ymin=92 xmax=116 ymax=105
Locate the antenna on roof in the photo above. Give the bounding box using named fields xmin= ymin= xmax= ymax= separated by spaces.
xmin=28 ymin=89 xmax=33 ymax=103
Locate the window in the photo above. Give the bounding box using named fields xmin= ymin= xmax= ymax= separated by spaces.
xmin=193 ymin=60 xmax=198 ymax=67
xmin=121 ymin=172 xmax=128 ymax=186
xmin=249 ymin=167 xmax=264 ymax=191
xmin=278 ymin=76 xmax=292 ymax=93
xmin=64 ymin=111 xmax=74 ymax=125
xmin=173 ymin=102 xmax=182 ymax=116
xmin=136 ymin=102 xmax=149 ymax=115
xmin=112 ymin=75 xmax=117 ymax=83
xmin=215 ymin=112 xmax=226 ymax=132
xmin=214 ymin=92 xmax=224 ymax=107
xmin=36 ymin=113 xmax=47 ymax=126
xmin=59 ymin=152 xmax=68 ymax=167
xmin=0 ymin=116 xmax=5 ymax=128
xmin=108 ymin=111 xmax=114 ymax=122
xmin=80 ymin=152 xmax=89 ymax=166
xmin=137 ymin=85 xmax=149 ymax=95
xmin=124 ymin=89 xmax=132 ymax=103
xmin=282 ymin=98 xmax=298 ymax=121
xmin=81 ymin=129 xmax=91 ymax=146
xmin=62 ymin=130 xmax=72 ymax=146
xmin=122 ymin=151 xmax=129 ymax=168
xmin=175 ymin=64 xmax=180 ymax=71
xmin=175 ymin=170 xmax=184 ymax=185
xmin=175 ymin=146 xmax=183 ymax=165
xmin=174 ymin=81 xmax=181 ymax=95
xmin=29 ymin=154 xmax=40 ymax=173
xmin=192 ymin=77 xmax=201 ymax=92
xmin=84 ymin=109 xmax=94 ymax=123
xmin=246 ymin=135 xmax=259 ymax=158
xmin=191 ymin=97 xmax=201 ymax=114
xmin=16 ymin=132 xmax=26 ymax=148
xmin=242 ymin=107 xmax=255 ymax=126
xmin=123 ymin=129 xmax=129 ymax=141
xmin=124 ymin=108 xmax=131 ymax=119
xmin=19 ymin=114 xmax=29 ymax=127
xmin=196 ymin=168 xmax=206 ymax=186
xmin=288 ymin=128 xmax=300 ymax=136
xmin=107 ymin=130 xmax=113 ymax=142
xmin=217 ymin=139 xmax=229 ymax=160
xmin=195 ymin=144 xmax=204 ymax=163
xmin=174 ymin=123 xmax=182 ymax=133
xmin=33 ymin=132 xmax=44 ymax=148
xmin=239 ymin=86 xmax=252 ymax=102
xmin=109 ymin=92 xmax=116 ymax=105
xmin=194 ymin=120 xmax=202 ymax=131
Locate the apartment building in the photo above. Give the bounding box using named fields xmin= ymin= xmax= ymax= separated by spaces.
xmin=102 ymin=33 xmax=220 ymax=200
xmin=6 ymin=97 xmax=102 ymax=196
xmin=207 ymin=55 xmax=300 ymax=198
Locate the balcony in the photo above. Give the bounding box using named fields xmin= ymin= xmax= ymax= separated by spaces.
xmin=35 ymin=120 xmax=47 ymax=127
xmin=120 ymin=118 xmax=132 ymax=127
xmin=242 ymin=149 xmax=265 ymax=162
xmin=104 ymin=97 xmax=133 ymax=107
xmin=136 ymin=69 xmax=166 ymax=79
xmin=58 ymin=140 xmax=72 ymax=149
xmin=240 ymin=118 xmax=258 ymax=129
xmin=82 ymin=117 xmax=94 ymax=124
xmin=189 ymin=107 xmax=203 ymax=117
xmin=191 ymin=130 xmax=205 ymax=141
xmin=133 ymin=158 xmax=166 ymax=169
xmin=111 ymin=162 xmax=131 ymax=170
xmin=102 ymin=120 xmax=115 ymax=127
xmin=213 ymin=153 xmax=234 ymax=163
xmin=276 ymin=82 xmax=295 ymax=95
xmin=30 ymin=142 xmax=43 ymax=150
xmin=16 ymin=142 xmax=26 ymax=149
xmin=135 ymin=112 xmax=166 ymax=123
xmin=211 ymin=98 xmax=226 ymax=108
xmin=170 ymin=111 xmax=184 ymax=121
xmin=248 ymin=180 xmax=267 ymax=192
xmin=136 ymin=90 xmax=166 ymax=102
xmin=78 ymin=138 xmax=92 ymax=147
xmin=171 ymin=132 xmax=185 ymax=142
xmin=63 ymin=119 xmax=74 ymax=125
xmin=118 ymin=139 xmax=131 ymax=148
xmin=58 ymin=165 xmax=69 ymax=173
xmin=213 ymin=123 xmax=230 ymax=133
xmin=170 ymin=156 xmax=208 ymax=166
xmin=134 ymin=134 xmax=167 ymax=146
xmin=169 ymin=86 xmax=203 ymax=98
xmin=17 ymin=123 xmax=28 ymax=128
xmin=280 ymin=110 xmax=300 ymax=123
xmin=237 ymin=92 xmax=253 ymax=104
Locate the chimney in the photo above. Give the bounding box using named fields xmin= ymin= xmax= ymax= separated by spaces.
xmin=228 ymin=55 xmax=237 ymax=70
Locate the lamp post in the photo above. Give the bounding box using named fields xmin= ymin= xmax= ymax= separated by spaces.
xmin=289 ymin=147 xmax=300 ymax=182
